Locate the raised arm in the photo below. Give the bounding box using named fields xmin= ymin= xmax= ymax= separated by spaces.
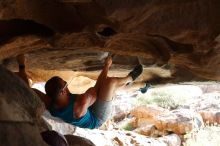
xmin=16 ymin=54 xmax=30 ymax=86
xmin=16 ymin=54 xmax=51 ymax=108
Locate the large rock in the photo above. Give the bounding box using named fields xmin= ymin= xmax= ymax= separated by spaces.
xmin=154 ymin=109 xmax=204 ymax=134
xmin=131 ymin=105 xmax=204 ymax=135
xmin=133 ymin=124 xmax=156 ymax=137
xmin=0 ymin=65 xmax=46 ymax=146
xmin=0 ymin=123 xmax=47 ymax=146
xmin=74 ymin=128 xmax=181 ymax=146
xmin=131 ymin=105 xmax=169 ymax=119
xmin=42 ymin=111 xmax=76 ymax=135
xmin=184 ymin=92 xmax=220 ymax=124
xmin=65 ymin=135 xmax=95 ymax=146
xmin=0 ymin=67 xmax=45 ymax=121
xmin=131 ymin=105 xmax=169 ymax=126
xmin=42 ymin=109 xmax=181 ymax=146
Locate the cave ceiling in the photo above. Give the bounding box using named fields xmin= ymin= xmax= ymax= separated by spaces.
xmin=0 ymin=0 xmax=220 ymax=83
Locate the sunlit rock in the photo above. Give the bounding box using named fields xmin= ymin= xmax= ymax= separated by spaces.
xmin=42 ymin=111 xmax=76 ymax=135
xmin=155 ymin=109 xmax=204 ymax=135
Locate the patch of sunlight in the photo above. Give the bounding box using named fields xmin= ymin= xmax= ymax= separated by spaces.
xmin=32 ymin=82 xmax=46 ymax=93
xmin=184 ymin=124 xmax=220 ymax=146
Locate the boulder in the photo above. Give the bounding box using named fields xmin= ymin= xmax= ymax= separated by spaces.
xmin=74 ymin=128 xmax=181 ymax=146
xmin=131 ymin=105 xmax=169 ymax=125
xmin=0 ymin=122 xmax=47 ymax=146
xmin=155 ymin=109 xmax=204 ymax=134
xmin=187 ymin=92 xmax=220 ymax=124
xmin=159 ymin=134 xmax=181 ymax=146
xmin=133 ymin=124 xmax=156 ymax=136
xmin=0 ymin=65 xmax=46 ymax=146
xmin=131 ymin=105 xmax=204 ymax=135
xmin=42 ymin=111 xmax=76 ymax=135
xmin=199 ymin=111 xmax=220 ymax=124
xmin=131 ymin=105 xmax=169 ymax=119
xmin=64 ymin=135 xmax=95 ymax=146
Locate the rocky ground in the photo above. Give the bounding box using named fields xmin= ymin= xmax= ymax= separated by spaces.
xmin=42 ymin=82 xmax=220 ymax=146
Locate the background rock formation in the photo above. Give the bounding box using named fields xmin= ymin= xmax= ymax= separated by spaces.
xmin=0 ymin=0 xmax=220 ymax=82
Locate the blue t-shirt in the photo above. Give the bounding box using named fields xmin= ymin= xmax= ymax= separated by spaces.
xmin=48 ymin=94 xmax=100 ymax=129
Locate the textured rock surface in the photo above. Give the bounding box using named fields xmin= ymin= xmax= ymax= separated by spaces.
xmin=74 ymin=128 xmax=181 ymax=146
xmin=131 ymin=106 xmax=204 ymax=135
xmin=183 ymin=92 xmax=220 ymax=124
xmin=131 ymin=105 xmax=169 ymax=122
xmin=42 ymin=111 xmax=76 ymax=135
xmin=0 ymin=65 xmax=46 ymax=146
xmin=154 ymin=109 xmax=204 ymax=134
xmin=64 ymin=135 xmax=95 ymax=146
xmin=0 ymin=0 xmax=220 ymax=82
xmin=0 ymin=123 xmax=46 ymax=146
xmin=44 ymin=113 xmax=181 ymax=146
xmin=133 ymin=124 xmax=156 ymax=137
xmin=0 ymin=65 xmax=45 ymax=122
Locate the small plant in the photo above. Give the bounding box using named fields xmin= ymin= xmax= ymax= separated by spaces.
xmin=121 ymin=122 xmax=135 ymax=131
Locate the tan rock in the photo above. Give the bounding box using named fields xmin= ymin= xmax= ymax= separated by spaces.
xmin=186 ymin=92 xmax=220 ymax=124
xmin=130 ymin=106 xmax=204 ymax=135
xmin=133 ymin=124 xmax=156 ymax=136
xmin=154 ymin=109 xmax=204 ymax=134
xmin=135 ymin=117 xmax=154 ymax=128
xmin=131 ymin=105 xmax=170 ymax=133
xmin=131 ymin=105 xmax=169 ymax=120
xmin=199 ymin=111 xmax=220 ymax=124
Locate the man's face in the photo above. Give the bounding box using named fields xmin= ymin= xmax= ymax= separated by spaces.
xmin=56 ymin=79 xmax=70 ymax=108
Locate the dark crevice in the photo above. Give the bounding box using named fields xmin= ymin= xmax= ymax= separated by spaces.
xmin=148 ymin=34 xmax=194 ymax=54
xmin=97 ymin=26 xmax=117 ymax=37
xmin=0 ymin=19 xmax=54 ymax=44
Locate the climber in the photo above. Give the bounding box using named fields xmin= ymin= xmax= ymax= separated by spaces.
xmin=45 ymin=55 xmax=150 ymax=129
xmin=16 ymin=54 xmax=150 ymax=129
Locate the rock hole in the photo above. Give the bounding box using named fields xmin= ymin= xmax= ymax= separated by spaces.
xmin=96 ymin=26 xmax=117 ymax=37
